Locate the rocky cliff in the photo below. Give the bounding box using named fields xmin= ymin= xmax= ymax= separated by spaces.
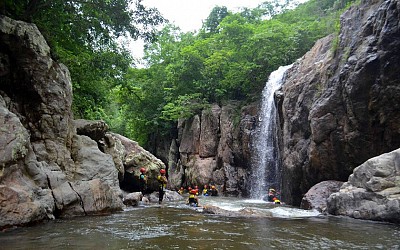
xmin=0 ymin=16 xmax=164 ymax=229
xmin=278 ymin=0 xmax=400 ymax=206
xmin=167 ymin=102 xmax=258 ymax=196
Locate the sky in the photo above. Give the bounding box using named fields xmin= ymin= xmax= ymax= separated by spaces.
xmin=129 ymin=0 xmax=308 ymax=62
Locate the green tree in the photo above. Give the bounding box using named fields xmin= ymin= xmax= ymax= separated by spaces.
xmin=202 ymin=6 xmax=230 ymax=34
xmin=3 ymin=0 xmax=165 ymax=121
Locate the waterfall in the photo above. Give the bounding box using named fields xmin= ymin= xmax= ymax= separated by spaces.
xmin=249 ymin=64 xmax=293 ymax=199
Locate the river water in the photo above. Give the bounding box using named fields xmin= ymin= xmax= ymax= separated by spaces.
xmin=1 ymin=196 xmax=399 ymax=249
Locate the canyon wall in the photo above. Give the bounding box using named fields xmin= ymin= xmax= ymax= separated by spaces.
xmin=278 ymin=0 xmax=400 ymax=205
xmin=0 ymin=16 xmax=164 ymax=229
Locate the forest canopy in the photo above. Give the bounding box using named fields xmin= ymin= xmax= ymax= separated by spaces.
xmin=2 ymin=0 xmax=358 ymax=148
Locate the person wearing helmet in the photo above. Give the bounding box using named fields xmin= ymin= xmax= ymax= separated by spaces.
xmin=267 ymin=188 xmax=277 ymax=202
xmin=209 ymin=185 xmax=218 ymax=196
xmin=202 ymin=185 xmax=209 ymax=196
xmin=194 ymin=185 xmax=199 ymax=195
xmin=139 ymin=167 xmax=147 ymax=195
xmin=157 ymin=168 xmax=168 ymax=204
xmin=178 ymin=187 xmax=184 ymax=195
xmin=187 ymin=189 xmax=199 ymax=207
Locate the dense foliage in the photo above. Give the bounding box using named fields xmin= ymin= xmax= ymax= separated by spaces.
xmin=2 ymin=0 xmax=164 ymax=121
xmin=2 ymin=0 xmax=357 ymax=147
xmin=117 ymin=0 xmax=357 ymax=146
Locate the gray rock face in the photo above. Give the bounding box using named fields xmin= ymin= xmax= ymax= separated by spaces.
xmin=108 ymin=133 xmax=166 ymax=191
xmin=167 ymin=102 xmax=258 ymax=196
xmin=123 ymin=192 xmax=143 ymax=207
xmin=327 ymin=148 xmax=400 ymax=223
xmin=300 ymin=180 xmax=343 ymax=213
xmin=202 ymin=205 xmax=272 ymax=218
xmin=0 ymin=16 xmax=123 ymax=229
xmin=278 ymin=0 xmax=400 ymax=206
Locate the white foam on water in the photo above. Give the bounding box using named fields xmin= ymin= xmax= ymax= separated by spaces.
xmin=242 ymin=199 xmax=268 ymax=204
xmin=269 ymin=207 xmax=321 ymax=218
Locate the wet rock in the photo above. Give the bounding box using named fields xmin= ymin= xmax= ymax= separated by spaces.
xmin=146 ymin=190 xmax=184 ymax=203
xmin=123 ymin=192 xmax=143 ymax=207
xmin=202 ymin=205 xmax=273 ymax=218
xmin=327 ymin=148 xmax=400 ymax=223
xmin=300 ymin=180 xmax=343 ymax=213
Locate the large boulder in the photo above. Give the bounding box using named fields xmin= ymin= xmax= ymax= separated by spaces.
xmin=278 ymin=0 xmax=400 ymax=205
xmin=0 ymin=16 xmax=123 ymax=229
xmin=74 ymin=119 xmax=109 ymax=142
xmin=107 ymin=133 xmax=166 ymax=192
xmin=327 ymin=148 xmax=400 ymax=223
xmin=300 ymin=180 xmax=343 ymax=213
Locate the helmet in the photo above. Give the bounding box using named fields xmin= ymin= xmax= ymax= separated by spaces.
xmin=140 ymin=167 xmax=146 ymax=173
xmin=180 ymin=187 xmax=184 ymax=190
xmin=188 ymin=187 xmax=192 ymax=190
xmin=160 ymin=169 xmax=166 ymax=174
xmin=269 ymin=188 xmax=275 ymax=192
xmin=190 ymin=190 xmax=197 ymax=194
xmin=211 ymin=185 xmax=215 ymax=189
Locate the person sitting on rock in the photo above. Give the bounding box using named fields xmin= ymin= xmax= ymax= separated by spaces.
xmin=187 ymin=189 xmax=199 ymax=207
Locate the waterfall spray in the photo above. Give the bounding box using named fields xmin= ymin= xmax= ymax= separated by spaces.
xmin=249 ymin=64 xmax=293 ymax=199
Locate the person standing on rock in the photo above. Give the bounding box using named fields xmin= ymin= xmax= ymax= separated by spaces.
xmin=139 ymin=167 xmax=147 ymax=195
xmin=157 ymin=169 xmax=168 ymax=204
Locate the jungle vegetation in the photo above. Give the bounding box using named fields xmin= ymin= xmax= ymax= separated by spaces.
xmin=2 ymin=0 xmax=357 ymax=147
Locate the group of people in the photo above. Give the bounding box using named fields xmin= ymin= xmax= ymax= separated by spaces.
xmin=177 ymin=184 xmax=219 ymax=207
xmin=139 ymin=167 xmax=168 ymax=204
xmin=139 ymin=168 xmax=281 ymax=207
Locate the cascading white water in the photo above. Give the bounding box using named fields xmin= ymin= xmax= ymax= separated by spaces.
xmin=249 ymin=64 xmax=293 ymax=199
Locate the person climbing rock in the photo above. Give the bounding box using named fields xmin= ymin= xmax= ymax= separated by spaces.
xmin=139 ymin=167 xmax=147 ymax=195
xmin=157 ymin=168 xmax=168 ymax=204
xmin=187 ymin=189 xmax=199 ymax=207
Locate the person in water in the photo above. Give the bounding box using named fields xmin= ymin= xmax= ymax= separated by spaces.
xmin=139 ymin=167 xmax=147 ymax=195
xmin=209 ymin=185 xmax=218 ymax=196
xmin=157 ymin=169 xmax=168 ymax=204
xmin=267 ymin=188 xmax=277 ymax=202
xmin=202 ymin=185 xmax=209 ymax=196
xmin=187 ymin=189 xmax=199 ymax=207
xmin=266 ymin=188 xmax=281 ymax=204
xmin=178 ymin=186 xmax=184 ymax=195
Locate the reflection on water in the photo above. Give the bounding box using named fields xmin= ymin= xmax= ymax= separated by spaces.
xmin=1 ymin=197 xmax=399 ymax=249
